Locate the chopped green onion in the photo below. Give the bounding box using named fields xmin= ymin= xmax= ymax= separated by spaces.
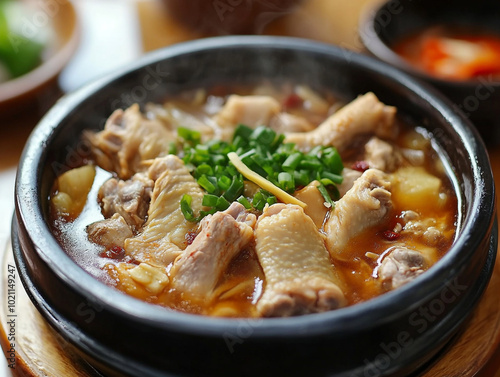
xmin=211 ymin=154 xmax=226 ymax=166
xmin=195 ymin=144 xmax=210 ymax=154
xmin=216 ymin=196 xmax=231 ymax=211
xmin=251 ymin=126 xmax=276 ymax=146
xmin=223 ymin=176 xmax=244 ymax=202
xmin=192 ymin=152 xmax=210 ymax=165
xmin=321 ymin=171 xmax=343 ymax=184
xmin=267 ymin=196 xmax=277 ymax=205
xmin=217 ymin=175 xmax=232 ymax=191
xmin=280 ymin=143 xmax=296 ymax=153
xmin=329 ymin=184 xmax=340 ymax=201
xmin=197 ymin=175 xmax=217 ymax=194
xmin=226 ymin=165 xmax=239 ymax=177
xmin=282 ymin=152 xmax=303 ymax=171
xmin=196 ymin=164 xmax=213 ymax=176
xmin=168 ymin=142 xmax=177 ymax=155
xmin=294 ymin=170 xmax=310 ymax=187
xmin=199 ymin=208 xmax=217 ymax=218
xmin=278 ymin=172 xmax=295 ymax=193
xmin=269 ymin=134 xmax=286 ymax=152
xmin=176 ymin=123 xmax=344 ymax=221
xmin=252 ymin=191 xmax=266 ymax=211
xmin=177 ymin=127 xmax=201 ymax=145
xmin=317 ymin=182 xmax=335 ymax=208
xmin=233 ymin=124 xmax=253 ymax=142
xmin=323 ymin=148 xmax=343 ymax=172
xmin=180 ymin=194 xmax=197 ymax=222
xmin=202 ymin=194 xmax=219 ymax=207
xmin=237 ymin=196 xmax=252 ymax=209
xmin=299 ymin=159 xmax=322 ymax=170
xmin=319 ymin=178 xmax=336 ymax=187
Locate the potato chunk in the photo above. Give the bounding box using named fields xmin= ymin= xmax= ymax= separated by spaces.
xmin=392 ymin=167 xmax=442 ymax=212
xmin=51 ymin=165 xmax=96 ymax=219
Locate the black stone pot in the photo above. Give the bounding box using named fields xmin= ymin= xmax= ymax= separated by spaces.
xmin=13 ymin=36 xmax=497 ymax=377
xmin=359 ymin=0 xmax=500 ymax=145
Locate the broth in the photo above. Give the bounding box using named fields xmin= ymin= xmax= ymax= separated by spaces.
xmin=49 ymin=83 xmax=458 ymax=317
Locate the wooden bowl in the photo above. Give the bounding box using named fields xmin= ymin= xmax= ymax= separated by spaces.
xmin=0 ymin=0 xmax=79 ymax=117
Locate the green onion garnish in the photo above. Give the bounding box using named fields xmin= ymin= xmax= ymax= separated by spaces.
xmin=177 ymin=123 xmax=344 ymax=221
xmin=180 ymin=194 xmax=197 ymax=222
xmin=317 ymin=182 xmax=335 ymax=207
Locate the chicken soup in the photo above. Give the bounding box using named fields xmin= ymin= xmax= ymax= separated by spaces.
xmin=49 ymin=84 xmax=458 ymax=318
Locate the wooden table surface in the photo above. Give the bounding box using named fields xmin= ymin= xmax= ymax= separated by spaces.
xmin=1 ymin=0 xmax=499 ymax=376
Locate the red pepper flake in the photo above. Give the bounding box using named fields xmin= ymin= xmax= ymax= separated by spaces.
xmin=100 ymin=245 xmax=125 ymax=260
xmin=283 ymin=93 xmax=303 ymax=109
xmin=185 ymin=231 xmax=198 ymax=246
xmin=352 ymin=161 xmax=370 ymax=172
xmin=124 ymin=256 xmax=141 ymax=265
xmin=382 ymin=230 xmax=401 ymax=241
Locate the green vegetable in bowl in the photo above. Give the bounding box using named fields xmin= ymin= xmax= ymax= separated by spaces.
xmin=0 ymin=0 xmax=45 ymax=81
xmin=178 ymin=124 xmax=344 ymax=222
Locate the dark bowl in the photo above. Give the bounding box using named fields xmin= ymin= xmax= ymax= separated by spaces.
xmin=13 ymin=36 xmax=497 ymax=377
xmin=359 ymin=0 xmax=500 ymax=145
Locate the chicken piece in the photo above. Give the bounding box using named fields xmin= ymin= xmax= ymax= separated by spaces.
xmin=325 ymin=169 xmax=392 ymax=258
xmin=170 ymin=202 xmax=256 ymax=302
xmin=295 ymin=85 xmax=330 ymax=115
xmin=87 ymin=213 xmax=134 ymax=248
xmin=85 ymin=104 xmax=175 ymax=179
xmin=255 ymin=204 xmax=346 ymax=317
xmin=146 ymin=102 xmax=216 ymax=142
xmin=364 ymin=137 xmax=402 ymax=172
xmin=294 ymin=181 xmax=329 ymax=228
xmin=400 ymin=211 xmax=447 ymax=246
xmin=269 ymin=112 xmax=314 ymax=133
xmin=98 ymin=173 xmax=154 ymax=232
xmin=378 ymin=247 xmax=426 ymax=290
xmin=213 ymin=95 xmax=281 ymax=140
xmin=284 ymin=93 xmax=397 ymax=153
xmin=337 ymin=168 xmax=362 ymax=197
xmin=124 ymin=155 xmax=204 ymax=267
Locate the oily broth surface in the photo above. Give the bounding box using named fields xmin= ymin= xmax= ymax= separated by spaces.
xmin=49 ymin=84 xmax=458 ymax=317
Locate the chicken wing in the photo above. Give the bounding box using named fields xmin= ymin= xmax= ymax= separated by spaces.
xmin=170 ymin=203 xmax=256 ymax=302
xmin=284 ymin=92 xmax=396 ymax=153
xmin=85 ymin=104 xmax=175 ymax=179
xmin=124 ymin=155 xmax=204 ymax=267
xmin=255 ymin=204 xmax=346 ymax=317
xmin=325 ymin=169 xmax=392 ymax=259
